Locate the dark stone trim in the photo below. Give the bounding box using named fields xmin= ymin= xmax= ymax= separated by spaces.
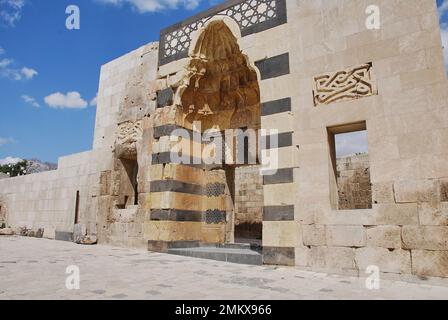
xmin=263 ymin=205 xmax=294 ymax=221
xmin=255 ymin=53 xmax=290 ymax=80
xmin=156 ymin=88 xmax=174 ymax=109
xmin=240 ymin=0 xmax=287 ymax=37
xmin=150 ymin=209 xmax=203 ymax=222
xmin=261 ymin=98 xmax=291 ymax=116
xmin=158 ymin=0 xmax=288 ymax=66
xmin=150 ymin=209 xmax=226 ymax=223
xmin=153 ymin=125 xmax=204 ymax=144
xmin=261 ymin=132 xmax=293 ymax=149
xmin=204 ymin=209 xmax=227 ymax=224
xmin=152 ymin=152 xmax=205 ymax=167
xmin=150 ymin=180 xmax=204 ymax=195
xmin=263 ymin=246 xmax=295 ymax=266
xmin=148 ymin=240 xmax=200 ymax=253
xmin=55 ymin=231 xmax=73 ymax=242
xmin=263 ymin=168 xmax=294 ymax=185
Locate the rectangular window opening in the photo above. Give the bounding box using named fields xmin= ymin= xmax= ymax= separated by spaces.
xmin=328 ymin=122 xmax=372 ymax=210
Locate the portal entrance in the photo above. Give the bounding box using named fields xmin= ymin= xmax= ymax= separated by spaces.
xmin=179 ymin=20 xmax=263 ymax=245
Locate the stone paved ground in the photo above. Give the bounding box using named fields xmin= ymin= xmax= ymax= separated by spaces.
xmin=1 ymin=236 xmax=447 ymax=300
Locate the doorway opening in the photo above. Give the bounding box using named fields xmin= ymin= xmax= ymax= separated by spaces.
xmin=117 ymin=158 xmax=139 ymax=209
xmin=328 ymin=122 xmax=372 ymax=210
xmin=179 ymin=20 xmax=263 ymax=245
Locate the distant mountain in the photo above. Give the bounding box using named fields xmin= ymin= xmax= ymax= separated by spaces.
xmin=25 ymin=159 xmax=58 ymax=174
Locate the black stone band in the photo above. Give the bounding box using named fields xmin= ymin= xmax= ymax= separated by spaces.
xmin=263 ymin=205 xmax=294 ymax=221
xmin=150 ymin=180 xmax=226 ymax=197
xmin=263 ymin=168 xmax=294 ymax=185
xmin=150 ymin=209 xmax=226 ymax=223
xmin=255 ymin=53 xmax=290 ymax=80
xmin=261 ymin=132 xmax=293 ymax=149
xmin=150 ymin=180 xmax=204 ymax=195
xmin=261 ymin=98 xmax=291 ymax=116
xmin=263 ymin=246 xmax=295 ymax=266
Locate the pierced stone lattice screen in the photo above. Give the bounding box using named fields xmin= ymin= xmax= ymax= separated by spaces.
xmin=313 ymin=63 xmax=377 ymax=106
xmin=159 ymin=0 xmax=287 ymax=65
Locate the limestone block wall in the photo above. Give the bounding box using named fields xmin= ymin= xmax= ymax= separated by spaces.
xmin=95 ymin=42 xmax=159 ymax=248
xmin=336 ymin=154 xmax=372 ymax=210
xmin=285 ymin=0 xmax=448 ymax=278
xmin=235 ymin=165 xmax=264 ymax=239
xmin=152 ymin=0 xmax=448 ymax=277
xmin=0 ymin=150 xmax=102 ymax=238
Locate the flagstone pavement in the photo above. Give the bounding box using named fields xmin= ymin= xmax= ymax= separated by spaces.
xmin=1 ymin=236 xmax=447 ymax=300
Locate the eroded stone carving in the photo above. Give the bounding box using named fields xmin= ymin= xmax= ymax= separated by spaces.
xmin=175 ymin=20 xmax=260 ymax=131
xmin=313 ymin=63 xmax=377 ymax=106
xmin=114 ymin=120 xmax=143 ymax=158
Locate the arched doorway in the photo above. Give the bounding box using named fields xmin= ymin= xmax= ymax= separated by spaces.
xmin=178 ymin=20 xmax=263 ymax=245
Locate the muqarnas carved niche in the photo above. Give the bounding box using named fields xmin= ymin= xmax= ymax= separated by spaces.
xmin=177 ymin=21 xmax=260 ymax=132
xmin=313 ymin=63 xmax=377 ymax=106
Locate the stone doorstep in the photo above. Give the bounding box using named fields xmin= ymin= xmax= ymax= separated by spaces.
xmin=167 ymin=246 xmax=263 ymax=266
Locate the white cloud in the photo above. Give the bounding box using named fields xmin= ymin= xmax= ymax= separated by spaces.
xmin=89 ymin=94 xmax=98 ymax=106
xmin=0 ymin=156 xmax=22 ymax=165
xmin=20 ymin=66 xmax=37 ymax=79
xmin=44 ymin=91 xmax=88 ymax=109
xmin=0 ymin=46 xmax=5 ymax=55
xmin=439 ymin=0 xmax=448 ymax=18
xmin=0 ymin=0 xmax=26 ymax=27
xmin=0 ymin=58 xmax=12 ymax=68
xmin=21 ymin=94 xmax=40 ymax=108
xmin=0 ymin=137 xmax=15 ymax=147
xmin=0 ymin=55 xmax=38 ymax=80
xmin=96 ymin=0 xmax=201 ymax=13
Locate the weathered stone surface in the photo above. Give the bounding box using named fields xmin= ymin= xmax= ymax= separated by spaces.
xmin=73 ymin=224 xmax=87 ymax=244
xmin=43 ymin=226 xmax=56 ymax=239
xmin=0 ymin=228 xmax=14 ymax=236
xmin=402 ymin=226 xmax=448 ymax=250
xmin=394 ymin=180 xmax=440 ymax=203
xmin=302 ymin=225 xmax=326 ymax=246
xmin=80 ymin=235 xmax=97 ymax=245
xmin=371 ymin=182 xmax=395 ymax=204
xmin=309 ymin=246 xmax=355 ymax=270
xmin=418 ymin=202 xmax=448 ymax=226
xmin=412 ymin=250 xmax=448 ymax=278
xmin=374 ymin=203 xmax=419 ymax=225
xmin=35 ymin=228 xmax=44 ymax=238
xmin=263 ymin=246 xmax=295 ymax=266
xmin=325 ymin=226 xmax=365 ymax=247
xmin=263 ymin=221 xmax=299 ymax=247
xmin=355 ymin=248 xmax=411 ymax=274
xmin=440 ymin=179 xmax=448 ymax=202
xmin=366 ymin=226 xmax=401 ymax=249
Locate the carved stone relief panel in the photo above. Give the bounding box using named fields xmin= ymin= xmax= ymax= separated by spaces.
xmin=115 ymin=120 xmax=143 ymax=159
xmin=313 ymin=63 xmax=377 ymax=106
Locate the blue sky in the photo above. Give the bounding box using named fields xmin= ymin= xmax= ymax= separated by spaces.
xmin=0 ymin=0 xmax=220 ymax=163
xmin=0 ymin=0 xmax=447 ymax=164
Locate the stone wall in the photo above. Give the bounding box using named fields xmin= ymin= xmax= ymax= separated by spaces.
xmin=0 ymin=0 xmax=447 ymax=280
xmin=235 ymin=165 xmax=264 ymax=240
xmin=95 ymin=42 xmax=159 ymax=249
xmin=337 ymin=154 xmax=372 ymax=210
xmin=0 ymin=150 xmax=105 ymax=239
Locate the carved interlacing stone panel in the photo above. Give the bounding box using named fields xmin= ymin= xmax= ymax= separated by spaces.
xmin=313 ymin=63 xmax=377 ymax=106
xmin=116 ymin=121 xmax=143 ymax=145
xmin=114 ymin=120 xmax=143 ymax=159
xmin=161 ymin=0 xmax=278 ymax=61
